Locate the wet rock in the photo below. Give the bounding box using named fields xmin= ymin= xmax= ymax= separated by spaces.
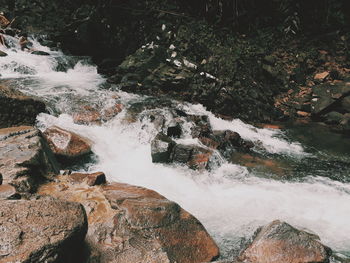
xmin=170 ymin=144 xmax=213 ymax=170
xmin=200 ymin=130 xmax=253 ymax=159
xmin=188 ymin=115 xmax=212 ymax=138
xmin=39 ymin=179 xmax=219 ymax=263
xmin=151 ymin=132 xmax=175 ymax=163
xmin=69 ymin=172 xmax=106 ymax=186
xmin=0 ymin=184 xmax=20 ymax=200
xmin=0 ymin=126 xmax=59 ymax=192
xmin=0 ymin=83 xmax=46 ymax=128
xmin=167 ymin=123 xmax=182 ymax=138
xmin=43 ymin=126 xmax=92 ymax=161
xmin=0 ymin=50 xmax=7 ymax=57
xmin=73 ymin=103 xmax=123 ymax=125
xmin=239 ymin=220 xmax=331 ymax=263
xmin=31 ymin=50 xmax=50 ymax=56
xmin=0 ymin=199 xmax=88 ymax=263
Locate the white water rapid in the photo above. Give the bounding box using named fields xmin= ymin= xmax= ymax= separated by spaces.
xmin=1 ymin=37 xmax=349 ymax=260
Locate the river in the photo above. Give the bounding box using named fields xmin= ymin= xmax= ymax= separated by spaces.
xmin=1 ymin=36 xmax=349 ymax=260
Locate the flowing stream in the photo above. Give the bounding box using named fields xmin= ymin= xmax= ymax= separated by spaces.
xmin=1 ymin=37 xmax=350 ymax=260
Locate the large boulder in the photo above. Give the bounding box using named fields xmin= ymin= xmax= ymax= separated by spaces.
xmin=39 ymin=178 xmax=220 ymax=263
xmin=43 ymin=126 xmax=92 ymax=162
xmin=0 ymin=83 xmax=46 ymax=128
xmin=238 ymin=220 xmax=331 ymax=263
xmin=0 ymin=199 xmax=88 ymax=263
xmin=0 ymin=126 xmax=59 ymax=192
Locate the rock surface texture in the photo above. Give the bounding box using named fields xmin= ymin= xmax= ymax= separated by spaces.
xmin=239 ymin=220 xmax=331 ymax=263
xmin=39 ymin=177 xmax=220 ymax=263
xmin=0 ymin=200 xmax=88 ymax=263
xmin=0 ymin=126 xmax=59 ymax=192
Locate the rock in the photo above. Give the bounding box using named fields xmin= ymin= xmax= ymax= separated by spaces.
xmin=0 ymin=83 xmax=46 ymax=128
xmin=297 ymin=110 xmax=311 ymax=117
xmin=39 ymin=180 xmax=219 ymax=263
xmin=0 ymin=50 xmax=7 ymax=57
xmin=31 ymin=50 xmax=50 ymax=56
xmin=43 ymin=126 xmax=92 ymax=161
xmin=239 ymin=220 xmax=331 ymax=263
xmin=314 ymin=71 xmax=330 ymax=82
xmin=170 ymin=144 xmax=213 ymax=170
xmin=0 ymin=184 xmax=20 ymax=200
xmin=167 ymin=123 xmax=182 ymax=138
xmin=151 ymin=132 xmax=175 ymax=163
xmin=340 ymin=96 xmax=350 ymax=112
xmin=73 ymin=103 xmax=123 ymax=125
xmin=324 ymin=111 xmax=344 ymax=124
xmin=200 ymin=130 xmax=253 ymax=159
xmin=0 ymin=199 xmax=88 ymax=263
xmin=0 ymin=126 xmax=59 ymax=192
xmin=69 ymin=172 xmax=106 ymax=186
xmin=188 ymin=115 xmax=212 ymax=138
xmin=311 ymin=82 xmax=350 ymax=116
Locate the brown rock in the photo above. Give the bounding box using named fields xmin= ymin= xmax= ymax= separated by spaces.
xmin=39 ymin=180 xmax=220 ymax=263
xmin=0 ymin=126 xmax=59 ymax=192
xmin=0 ymin=184 xmax=20 ymax=200
xmin=297 ymin=111 xmax=311 ymax=117
xmin=43 ymin=126 xmax=92 ymax=160
xmin=69 ymin=172 xmax=106 ymax=186
xmin=73 ymin=103 xmax=123 ymax=125
xmin=239 ymin=220 xmax=331 ymax=263
xmin=314 ymin=71 xmax=330 ymax=82
xmin=0 ymin=199 xmax=88 ymax=263
xmin=0 ymin=83 xmax=46 ymax=128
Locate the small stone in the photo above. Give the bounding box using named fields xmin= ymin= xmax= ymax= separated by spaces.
xmin=297 ymin=111 xmax=311 ymax=117
xmin=314 ymin=71 xmax=330 ymax=81
xmin=0 ymin=184 xmax=20 ymax=200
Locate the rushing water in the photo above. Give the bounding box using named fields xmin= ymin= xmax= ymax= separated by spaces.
xmin=1 ymin=37 xmax=350 ymax=260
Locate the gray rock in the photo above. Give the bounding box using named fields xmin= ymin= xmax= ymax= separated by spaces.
xmin=151 ymin=132 xmax=175 ymax=163
xmin=324 ymin=111 xmax=344 ymax=124
xmin=0 ymin=199 xmax=88 ymax=263
xmin=340 ymin=96 xmax=350 ymax=112
xmin=0 ymin=126 xmax=59 ymax=192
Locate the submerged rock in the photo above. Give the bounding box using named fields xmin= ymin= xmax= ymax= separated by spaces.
xmin=43 ymin=126 xmax=92 ymax=162
xmin=0 ymin=126 xmax=59 ymax=192
xmin=0 ymin=199 xmax=88 ymax=263
xmin=239 ymin=220 xmax=331 ymax=263
xmin=31 ymin=50 xmax=50 ymax=56
xmin=0 ymin=50 xmax=7 ymax=57
xmin=0 ymin=83 xmax=46 ymax=128
xmin=72 ymin=103 xmax=123 ymax=125
xmin=39 ymin=178 xmax=220 ymax=263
